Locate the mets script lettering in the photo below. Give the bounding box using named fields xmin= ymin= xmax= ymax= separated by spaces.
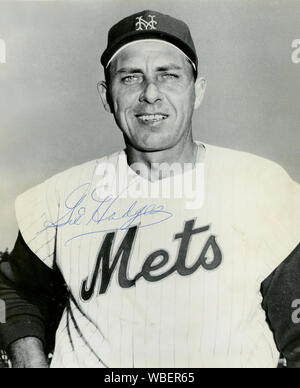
xmin=80 ymin=219 xmax=222 ymax=299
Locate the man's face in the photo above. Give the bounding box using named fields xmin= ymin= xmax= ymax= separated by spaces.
xmin=101 ymin=40 xmax=205 ymax=152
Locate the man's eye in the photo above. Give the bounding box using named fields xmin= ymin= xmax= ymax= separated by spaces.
xmin=161 ymin=73 xmax=179 ymax=80
xmin=122 ymin=75 xmax=141 ymax=84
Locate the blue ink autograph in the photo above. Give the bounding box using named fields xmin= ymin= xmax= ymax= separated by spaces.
xmin=39 ymin=179 xmax=173 ymax=245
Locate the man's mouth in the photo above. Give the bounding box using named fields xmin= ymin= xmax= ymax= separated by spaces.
xmin=136 ymin=114 xmax=168 ymax=123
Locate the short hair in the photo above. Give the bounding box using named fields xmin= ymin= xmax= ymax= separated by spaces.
xmin=104 ymin=65 xmax=112 ymax=86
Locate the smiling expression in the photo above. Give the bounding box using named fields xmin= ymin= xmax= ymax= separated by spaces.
xmin=102 ymin=40 xmax=204 ymax=152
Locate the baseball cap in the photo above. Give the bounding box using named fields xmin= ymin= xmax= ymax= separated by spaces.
xmin=101 ymin=10 xmax=198 ymax=77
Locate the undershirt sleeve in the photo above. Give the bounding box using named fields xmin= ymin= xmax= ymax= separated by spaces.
xmin=261 ymin=244 xmax=300 ymax=366
xmin=0 ymin=232 xmax=67 ymax=352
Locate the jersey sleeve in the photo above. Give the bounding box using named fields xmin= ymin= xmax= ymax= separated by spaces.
xmin=257 ymin=161 xmax=300 ymax=278
xmin=15 ymin=175 xmax=60 ymax=269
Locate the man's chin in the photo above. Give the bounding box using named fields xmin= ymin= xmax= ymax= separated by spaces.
xmin=124 ymin=130 xmax=177 ymax=152
xmin=133 ymin=140 xmax=175 ymax=153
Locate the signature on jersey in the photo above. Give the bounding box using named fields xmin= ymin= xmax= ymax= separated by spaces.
xmin=39 ymin=180 xmax=173 ymax=245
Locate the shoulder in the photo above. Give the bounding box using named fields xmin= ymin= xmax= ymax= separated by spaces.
xmin=201 ymin=142 xmax=300 ymax=212
xmin=14 ymin=151 xmax=123 ymax=268
xmin=48 ymin=151 xmax=122 ymax=190
xmin=16 ymin=150 xmax=123 ymax=206
xmin=201 ymin=143 xmax=299 ymax=277
xmin=204 ymin=142 xmax=281 ymax=168
xmin=202 ymin=142 xmax=292 ymax=183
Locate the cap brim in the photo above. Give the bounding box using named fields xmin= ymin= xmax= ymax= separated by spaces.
xmin=105 ymin=39 xmax=197 ymax=72
xmin=101 ymin=30 xmax=198 ymax=75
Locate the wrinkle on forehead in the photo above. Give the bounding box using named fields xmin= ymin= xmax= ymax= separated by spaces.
xmin=110 ymin=40 xmax=193 ymax=77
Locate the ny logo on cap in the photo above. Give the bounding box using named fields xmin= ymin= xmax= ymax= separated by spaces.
xmin=135 ymin=15 xmax=157 ymax=31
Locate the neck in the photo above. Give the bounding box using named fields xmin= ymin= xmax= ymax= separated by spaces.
xmin=125 ymin=133 xmax=199 ymax=181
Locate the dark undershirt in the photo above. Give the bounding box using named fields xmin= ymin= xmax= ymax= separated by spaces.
xmin=0 ymin=232 xmax=67 ymax=354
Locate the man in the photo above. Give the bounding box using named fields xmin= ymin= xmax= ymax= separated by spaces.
xmin=0 ymin=10 xmax=299 ymax=368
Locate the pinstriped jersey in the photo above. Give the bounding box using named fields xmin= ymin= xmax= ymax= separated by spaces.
xmin=15 ymin=143 xmax=300 ymax=368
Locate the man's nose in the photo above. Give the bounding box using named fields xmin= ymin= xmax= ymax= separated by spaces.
xmin=139 ymin=81 xmax=162 ymax=104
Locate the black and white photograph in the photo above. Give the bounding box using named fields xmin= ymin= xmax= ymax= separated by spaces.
xmin=0 ymin=0 xmax=299 ymax=371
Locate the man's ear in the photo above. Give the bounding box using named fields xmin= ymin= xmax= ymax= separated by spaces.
xmin=194 ymin=77 xmax=207 ymax=110
xmin=97 ymin=81 xmax=112 ymax=113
